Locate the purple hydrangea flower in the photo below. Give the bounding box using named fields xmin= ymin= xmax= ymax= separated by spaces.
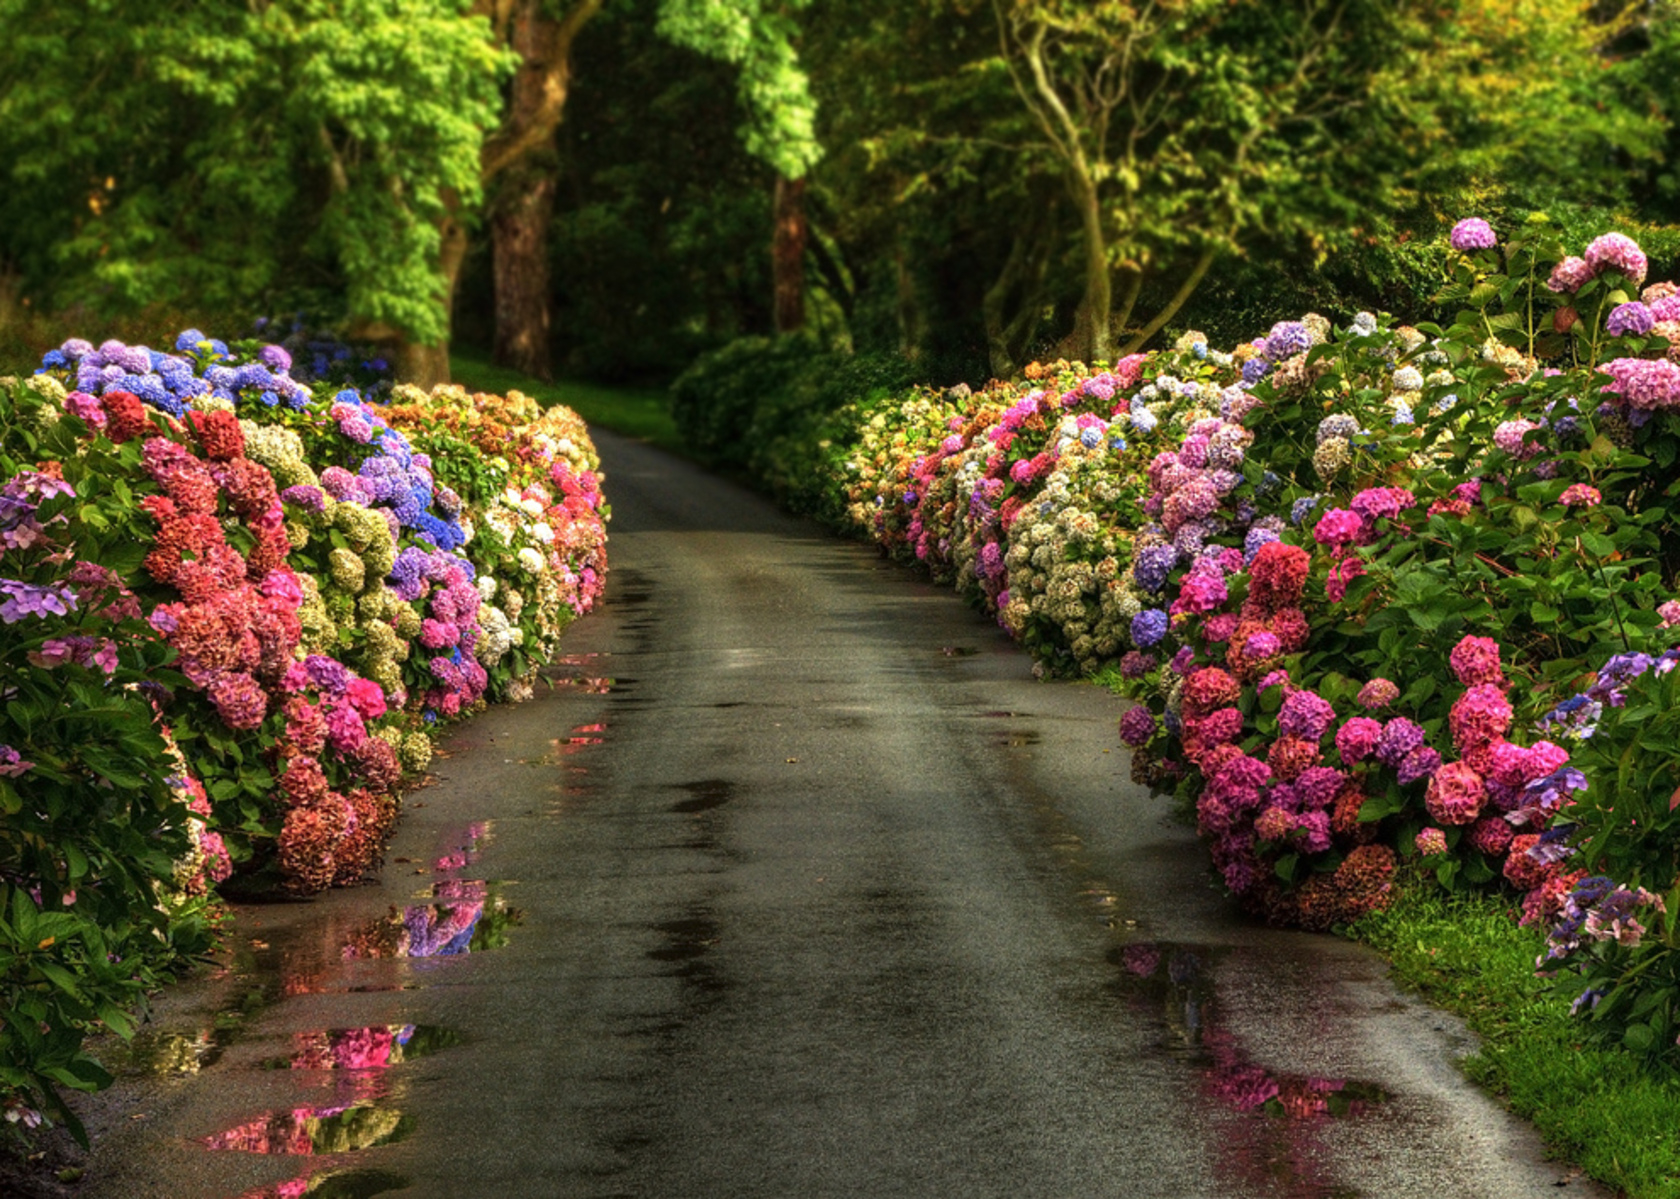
xmin=1450 ymin=218 xmax=1497 ymax=251
xmin=1606 ymin=302 xmax=1655 ymax=338
xmin=0 ymin=579 xmax=78 ymax=623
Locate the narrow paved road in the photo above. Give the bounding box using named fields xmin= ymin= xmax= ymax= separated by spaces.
xmin=81 ymin=430 xmax=1601 ymax=1198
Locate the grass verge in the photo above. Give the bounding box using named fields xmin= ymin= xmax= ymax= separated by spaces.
xmin=449 ymin=353 xmax=684 ymax=456
xmin=1352 ymin=880 xmax=1680 ymax=1198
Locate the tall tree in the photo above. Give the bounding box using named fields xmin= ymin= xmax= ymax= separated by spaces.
xmin=0 ymin=0 xmax=510 ymax=360
xmin=657 ymin=0 xmax=822 ymax=332
xmin=474 ymin=0 xmax=604 ymax=384
xmin=986 ymin=0 xmax=1443 ymax=362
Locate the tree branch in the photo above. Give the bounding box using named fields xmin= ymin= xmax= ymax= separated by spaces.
xmin=1119 ymin=246 xmax=1216 ymax=353
xmin=479 ymin=0 xmax=603 ymax=184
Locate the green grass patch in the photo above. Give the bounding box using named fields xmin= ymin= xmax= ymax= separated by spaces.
xmin=449 ymin=353 xmax=684 ymax=455
xmin=1354 ymin=880 xmax=1680 ymax=1198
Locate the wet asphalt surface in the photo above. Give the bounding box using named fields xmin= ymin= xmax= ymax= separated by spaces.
xmin=71 ymin=430 xmax=1606 ymax=1198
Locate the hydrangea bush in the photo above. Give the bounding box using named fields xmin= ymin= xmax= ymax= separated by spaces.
xmin=0 ymin=327 xmax=609 ymax=1129
xmin=767 ymin=219 xmax=1680 ymax=1064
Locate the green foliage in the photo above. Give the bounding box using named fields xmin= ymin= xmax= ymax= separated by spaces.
xmin=1355 ymin=879 xmax=1680 ymax=1199
xmin=0 ymin=378 xmax=214 ymax=1141
xmin=668 ymin=334 xmax=920 ymax=472
xmin=0 ymin=0 xmax=513 ymax=343
xmin=655 ymin=0 xmax=821 ymax=179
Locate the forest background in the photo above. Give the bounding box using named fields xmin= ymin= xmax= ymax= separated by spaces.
xmin=0 ymin=0 xmax=1676 ymax=393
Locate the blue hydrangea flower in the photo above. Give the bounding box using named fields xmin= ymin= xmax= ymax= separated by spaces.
xmin=1079 ymin=427 xmax=1103 ymax=449
xmin=1290 ymin=495 xmax=1322 ymax=525
xmin=40 ymin=350 xmax=67 ymax=369
xmin=175 ymin=328 xmax=207 ymax=351
xmin=1131 ymin=608 xmax=1170 ymax=648
xmin=1243 ymin=527 xmax=1281 ymax=563
xmin=1241 ymin=358 xmax=1269 ymax=384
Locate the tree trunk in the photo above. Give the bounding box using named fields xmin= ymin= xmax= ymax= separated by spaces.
xmin=492 ymin=166 xmax=557 ymax=379
xmin=982 ymin=217 xmax=1052 ymax=379
xmin=474 ymin=0 xmax=600 ymax=379
xmin=392 ymin=194 xmax=471 ymax=390
xmin=1067 ymin=175 xmax=1111 ymax=364
xmin=895 ymin=241 xmax=920 ymax=359
xmin=772 ymin=174 xmax=808 ymax=334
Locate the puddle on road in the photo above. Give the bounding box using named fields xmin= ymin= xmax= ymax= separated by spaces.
xmin=263 ymin=1025 xmax=462 ymax=1072
xmin=647 ymin=916 xmax=720 ymax=963
xmin=201 ymin=1101 xmax=412 ymax=1155
xmin=430 ymin=822 xmax=489 ymax=873
xmin=550 ymin=675 xmax=616 ymax=694
xmin=939 ymin=645 xmax=979 ymax=657
xmin=1112 ymin=940 xmax=1389 ymax=1197
xmin=236 ymin=1167 xmax=411 ymax=1199
xmin=995 ymin=730 xmax=1042 ymax=747
xmin=1112 ymin=940 xmax=1390 ymax=1119
xmin=671 ymin=779 xmax=734 ymax=814
xmin=520 ymin=730 xmax=606 ymax=766
xmin=102 ymin=1024 xmax=235 ymax=1078
xmin=342 ymin=882 xmax=523 ymax=960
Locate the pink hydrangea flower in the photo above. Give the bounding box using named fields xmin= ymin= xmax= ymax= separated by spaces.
xmin=1335 ymin=716 xmax=1383 ymax=763
xmin=1493 ymin=419 xmax=1543 ymax=459
xmin=1601 ymin=357 xmax=1680 ymax=410
xmin=1425 ymin=761 xmax=1485 ymax=825
xmin=1448 ymin=635 xmax=1506 ymax=687
xmin=1450 ymin=684 xmax=1514 ymax=752
xmin=1415 ymin=827 xmax=1449 ymax=855
xmin=1559 ymin=483 xmax=1602 ymax=508
xmin=1356 ymin=679 xmax=1400 ymax=710
xmin=1254 ymin=806 xmax=1296 ymax=841
xmin=1313 ymin=508 xmax=1366 ymax=550
xmin=1350 ymin=487 xmax=1415 ymax=523
xmin=1584 ymin=232 xmax=1648 ymax=286
xmin=1467 ymin=815 xmax=1515 ymax=855
xmin=1450 ymin=218 xmax=1497 ymax=251
xmin=1546 ymin=256 xmax=1594 ymax=294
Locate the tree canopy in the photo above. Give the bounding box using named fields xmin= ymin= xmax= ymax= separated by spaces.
xmin=0 ymin=0 xmax=512 ymax=344
xmin=0 ymin=0 xmax=1675 ymax=382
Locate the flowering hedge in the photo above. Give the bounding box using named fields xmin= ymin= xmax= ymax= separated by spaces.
xmin=0 ymin=329 xmax=607 ymax=1131
xmin=762 ymin=215 xmax=1680 ymax=1067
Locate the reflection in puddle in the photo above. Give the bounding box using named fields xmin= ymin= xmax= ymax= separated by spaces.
xmin=264 ymin=1025 xmax=462 ymax=1071
xmin=102 ymin=1024 xmax=234 ymax=1077
xmin=236 ymin=1167 xmax=411 ymax=1199
xmin=342 ymin=882 xmax=522 ymax=960
xmin=1115 ymin=941 xmax=1388 ymax=1197
xmin=551 ymin=675 xmax=615 ymax=694
xmin=996 ymin=731 xmax=1042 ymax=747
xmin=572 ymin=722 xmax=608 ymax=734
xmin=433 ymin=822 xmax=488 ymax=872
xmin=672 ymin=779 xmax=733 ymax=814
xmin=201 ymin=1102 xmax=411 ymax=1155
xmin=521 ymin=734 xmax=605 ymax=765
xmin=1114 ymin=941 xmax=1388 ymax=1116
xmin=553 ymin=653 xmax=609 ymax=667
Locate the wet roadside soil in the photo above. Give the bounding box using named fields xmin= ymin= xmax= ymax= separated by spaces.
xmin=55 ymin=429 xmax=1607 ymax=1198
